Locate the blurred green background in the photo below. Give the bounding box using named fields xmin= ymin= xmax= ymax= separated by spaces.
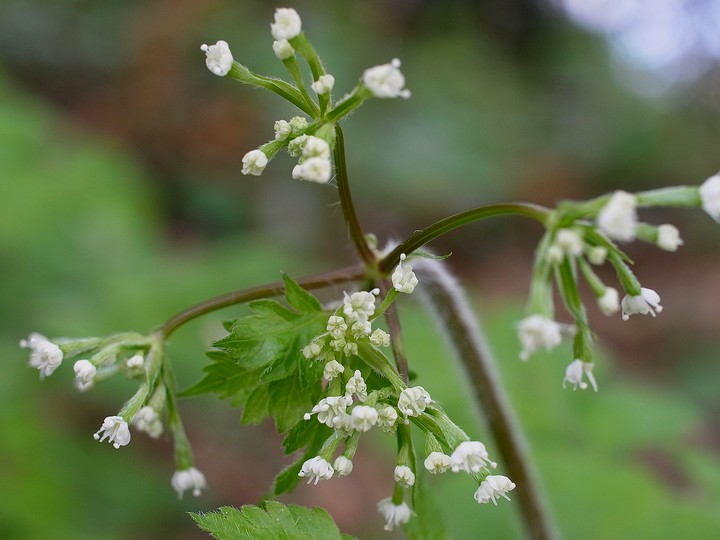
xmin=2 ymin=1 xmax=720 ymax=538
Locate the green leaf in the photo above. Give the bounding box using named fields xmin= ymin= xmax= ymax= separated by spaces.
xmin=182 ymin=275 xmax=327 ymax=432
xmin=191 ymin=502 xmax=356 ymax=540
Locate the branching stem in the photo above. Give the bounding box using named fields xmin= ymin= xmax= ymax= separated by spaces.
xmin=159 ymin=265 xmax=365 ymax=338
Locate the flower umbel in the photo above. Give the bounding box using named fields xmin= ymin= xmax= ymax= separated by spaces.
xmin=93 ymin=416 xmax=131 ymax=449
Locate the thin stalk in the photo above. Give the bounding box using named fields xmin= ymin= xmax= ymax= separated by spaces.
xmin=377 ymin=280 xmax=409 ymax=383
xmin=415 ymin=259 xmax=560 ymax=540
xmin=159 ymin=265 xmax=365 ymax=338
xmin=379 ymin=203 xmax=550 ymax=273
xmin=333 ymin=125 xmax=375 ymax=266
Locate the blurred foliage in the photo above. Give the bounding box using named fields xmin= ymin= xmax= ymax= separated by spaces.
xmin=1 ymin=1 xmax=720 ymax=539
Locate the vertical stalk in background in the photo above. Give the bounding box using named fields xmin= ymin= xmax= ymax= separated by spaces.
xmin=415 ymin=259 xmax=560 ymax=540
xmin=333 ymin=125 xmax=375 ymax=266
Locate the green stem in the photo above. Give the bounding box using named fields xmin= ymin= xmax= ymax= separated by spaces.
xmin=377 ymin=281 xmax=409 ymax=383
xmin=333 ymin=125 xmax=375 ymax=266
xmin=159 ymin=265 xmax=365 ymax=338
xmin=379 ymin=203 xmax=550 ymax=273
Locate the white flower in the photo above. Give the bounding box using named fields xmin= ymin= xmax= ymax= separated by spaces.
xmin=345 ymin=370 xmax=367 ymax=402
xmin=451 ymin=441 xmax=493 ymax=473
xmin=73 ymin=359 xmax=96 ymax=390
xmin=362 ymin=59 xmax=411 ymax=99
xmin=171 ymin=467 xmax=207 ymax=498
xmin=287 ymin=134 xmax=308 ymax=157
xmin=326 ymin=315 xmax=348 ymax=339
xmin=397 ymin=386 xmax=432 ymax=417
xmin=20 ymin=332 xmax=63 ymax=379
xmin=392 ymin=254 xmax=418 ymax=294
xmin=329 ymin=338 xmax=346 ymax=351
xmin=350 ymin=405 xmax=378 ymax=432
xmin=333 ymin=456 xmax=353 ymax=477
xmin=323 ymin=360 xmax=345 ymax=381
xmin=562 ymin=359 xmax=598 ymax=392
xmin=271 ymin=8 xmax=302 ymax=41
xmin=298 ymin=456 xmax=334 ymax=485
xmin=377 ymin=406 xmax=398 ymax=432
xmin=587 ymin=246 xmax=608 ymax=265
xmin=516 ymin=314 xmax=564 ymax=361
xmin=424 ymin=451 xmax=453 ymax=474
xmin=343 ymin=342 xmax=358 ymax=357
xmin=132 ymin=405 xmax=164 ymax=438
xmin=377 ymin=497 xmax=412 ymax=531
xmin=656 ymin=224 xmax=683 ymax=251
xmin=274 ymin=119 xmax=292 ymax=141
xmin=311 ymin=74 xmax=335 ymax=95
xmin=545 ymin=244 xmax=564 ymax=265
xmin=126 ymin=353 xmax=144 ymax=369
xmin=699 ymin=172 xmax=720 ymax=222
xmin=394 ymin=465 xmax=416 ymax=488
xmin=597 ymin=287 xmax=620 ymax=316
xmin=596 ymin=190 xmax=637 ymax=242
xmin=302 ymin=136 xmax=331 ymax=159
xmin=200 ymin=40 xmax=233 ymax=76
xmin=474 ymin=475 xmax=516 ymax=505
xmin=621 ymin=287 xmax=662 ymax=320
xmin=272 ymin=39 xmax=295 ymax=60
xmin=93 ymin=416 xmax=131 ymax=449
xmin=289 ymin=116 xmax=309 ymax=132
xmin=302 ymin=341 xmax=322 ymax=359
xmin=343 ymin=290 xmax=377 ymax=323
xmin=554 ymin=228 xmax=584 ymax=258
xmin=242 ymin=149 xmax=268 ymax=176
xmin=292 ymin=157 xmax=332 ymax=183
xmin=304 ymin=396 xmax=351 ymax=428
xmin=351 ymin=320 xmax=372 ymax=338
xmin=370 ymin=328 xmax=390 ymax=347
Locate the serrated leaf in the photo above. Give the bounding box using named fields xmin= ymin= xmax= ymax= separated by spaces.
xmin=283 ymin=272 xmax=322 ymax=313
xmin=191 ymin=503 xmax=356 ymax=540
xmin=182 ymin=275 xmax=331 ymax=439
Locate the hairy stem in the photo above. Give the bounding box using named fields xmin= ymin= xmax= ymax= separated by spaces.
xmin=333 ymin=125 xmax=375 ymax=266
xmin=415 ymin=259 xmax=560 ymax=540
xmin=379 ymin=203 xmax=550 ymax=273
xmin=377 ymin=280 xmax=409 ymax=383
xmin=159 ymin=265 xmax=365 ymax=338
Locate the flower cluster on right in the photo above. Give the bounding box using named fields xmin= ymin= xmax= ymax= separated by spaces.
xmin=517 ymin=173 xmax=720 ymax=391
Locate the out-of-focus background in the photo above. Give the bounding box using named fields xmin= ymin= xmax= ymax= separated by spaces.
xmin=2 ymin=1 xmax=720 ymax=538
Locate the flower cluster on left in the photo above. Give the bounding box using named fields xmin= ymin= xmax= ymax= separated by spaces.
xmin=200 ymin=7 xmax=410 ymax=185
xmin=20 ymin=330 xmax=206 ymax=498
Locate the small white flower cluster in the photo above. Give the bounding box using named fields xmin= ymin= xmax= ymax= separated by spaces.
xmin=200 ymin=40 xmax=234 ymax=77
xmin=132 ymin=405 xmax=164 ymax=438
xmin=362 ymin=58 xmax=411 ymax=99
xmin=392 ymin=254 xmax=418 ymax=294
xmin=421 ymin=441 xmax=515 ymax=507
xmin=303 ymin=289 xmax=386 ymax=363
xmin=516 ymin=314 xmax=570 ymax=361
